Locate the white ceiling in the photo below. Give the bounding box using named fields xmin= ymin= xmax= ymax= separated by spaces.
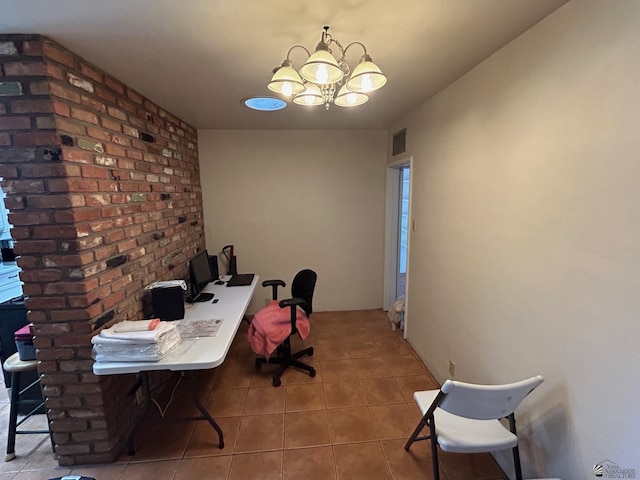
xmin=0 ymin=0 xmax=567 ymax=130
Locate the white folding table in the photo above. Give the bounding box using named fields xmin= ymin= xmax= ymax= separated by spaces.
xmin=93 ymin=275 xmax=258 ymax=453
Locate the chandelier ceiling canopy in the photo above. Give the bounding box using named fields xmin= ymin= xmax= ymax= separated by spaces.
xmin=267 ymin=26 xmax=387 ymax=110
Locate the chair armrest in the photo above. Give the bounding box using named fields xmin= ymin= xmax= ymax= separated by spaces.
xmin=279 ymin=297 xmax=307 ymax=334
xmin=262 ymin=279 xmax=286 ymax=301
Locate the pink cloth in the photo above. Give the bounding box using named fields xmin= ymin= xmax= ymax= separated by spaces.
xmin=247 ymin=300 xmax=310 ymax=358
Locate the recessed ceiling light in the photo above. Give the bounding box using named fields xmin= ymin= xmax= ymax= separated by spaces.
xmin=243 ymin=96 xmax=287 ymax=111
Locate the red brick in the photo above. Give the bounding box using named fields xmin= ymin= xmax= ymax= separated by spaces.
xmin=61 ymin=148 xmax=93 ymax=164
xmin=21 ymin=163 xmax=78 ymax=178
xmin=27 ymin=194 xmax=81 ymax=209
xmin=80 ymin=94 xmax=106 ymax=113
xmin=2 ymin=179 xmax=46 ymax=194
xmin=0 ymin=116 xmax=31 ymax=130
xmin=27 ymin=295 xmax=67 ymax=311
xmin=0 ymin=165 xmax=19 ymax=179
xmin=43 ymin=42 xmax=75 ymax=68
xmin=22 ymin=40 xmax=44 ymax=56
xmin=7 ymin=211 xmax=51 ymax=226
xmin=79 ymin=63 xmax=103 ymax=83
xmin=36 ymin=116 xmax=56 ymax=129
xmin=144 ymin=100 xmax=158 ymax=114
xmin=70 ymin=107 xmax=98 ymax=124
xmin=46 ymin=62 xmax=64 ymax=81
xmin=80 ymin=165 xmax=109 ymax=179
xmin=55 ymin=117 xmax=86 ymax=135
xmin=54 ymin=209 xmax=100 ymax=223
xmin=0 ymin=134 xmax=9 ymax=146
xmin=100 ymin=117 xmax=121 ymax=132
xmin=86 ymin=127 xmax=110 ymax=142
xmin=52 ymin=100 xmax=70 ymax=117
xmin=10 ymin=99 xmax=54 ymax=114
xmin=13 ymin=131 xmax=58 ymax=146
xmin=33 ymin=225 xmax=79 ymax=239
xmin=104 ymin=230 xmax=125 ymax=244
xmin=104 ymin=143 xmax=125 ymax=157
xmin=29 ymin=79 xmax=50 ymax=95
xmin=3 ymin=61 xmax=48 ymax=76
xmin=50 ymin=82 xmax=81 ymax=103
xmin=96 ymin=180 xmax=118 ymax=192
xmin=94 ymin=85 xmax=116 ymax=104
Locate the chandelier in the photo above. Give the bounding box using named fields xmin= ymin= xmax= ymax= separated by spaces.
xmin=268 ymin=26 xmax=387 ymax=109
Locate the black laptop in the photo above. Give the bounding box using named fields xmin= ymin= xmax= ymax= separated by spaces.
xmin=226 ymin=273 xmax=255 ymax=287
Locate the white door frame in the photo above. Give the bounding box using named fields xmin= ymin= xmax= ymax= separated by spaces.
xmin=383 ymin=156 xmax=413 ymax=338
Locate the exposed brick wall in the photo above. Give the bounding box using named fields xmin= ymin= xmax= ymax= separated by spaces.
xmin=0 ymin=35 xmax=205 ymax=464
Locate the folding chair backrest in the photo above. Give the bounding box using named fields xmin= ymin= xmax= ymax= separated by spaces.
xmin=438 ymin=375 xmax=543 ymax=420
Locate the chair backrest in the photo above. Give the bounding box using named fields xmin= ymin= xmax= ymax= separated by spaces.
xmin=291 ymin=269 xmax=317 ymax=317
xmin=438 ymin=375 xmax=543 ymax=420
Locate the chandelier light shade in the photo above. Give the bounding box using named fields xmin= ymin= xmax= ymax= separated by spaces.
xmin=346 ymin=56 xmax=388 ymax=93
xmin=299 ymin=50 xmax=344 ymax=85
xmin=267 ymin=26 xmax=386 ymax=109
xmin=334 ymin=85 xmax=368 ymax=107
xmin=267 ymin=61 xmax=305 ymax=96
xmin=293 ymin=83 xmax=324 ymax=106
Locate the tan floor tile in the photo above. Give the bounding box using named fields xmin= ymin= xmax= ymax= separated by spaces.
xmin=205 ymin=387 xmax=248 ymax=417
xmin=69 ymin=463 xmax=128 ymax=480
xmin=440 ymin=451 xmax=508 ymax=480
xmin=351 ymin=356 xmax=393 ymax=378
xmin=184 ymin=416 xmax=241 ymax=457
xmin=382 ymin=438 xmax=440 ymax=480
xmin=283 ymin=445 xmax=336 ymax=480
xmin=369 ymin=403 xmax=418 ymax=440
xmin=285 ymin=383 xmax=326 ymax=412
xmin=383 ymin=354 xmax=428 ymax=376
xmin=319 ymin=359 xmax=357 ymax=381
xmin=313 ymin=341 xmax=352 ymax=360
xmin=345 ymin=340 xmax=379 ymax=358
xmin=130 ymin=421 xmax=196 ymax=462
xmin=215 ymin=366 xmax=252 ymax=389
xmin=360 ymin=377 xmax=405 ymax=405
xmin=324 ymin=380 xmax=366 ymax=409
xmin=327 ymin=406 xmax=377 ymax=444
xmin=120 ymin=459 xmax=181 ymax=480
xmin=175 ymin=455 xmax=233 ymax=480
xmin=284 ymin=410 xmax=330 ymax=448
xmin=228 ymin=451 xmax=283 ymax=480
xmin=333 ymin=442 xmax=392 ymax=480
xmin=235 ymin=413 xmax=284 ymax=453
xmin=394 ymin=374 xmax=441 ymax=402
xmin=244 ymin=386 xmax=286 ymax=415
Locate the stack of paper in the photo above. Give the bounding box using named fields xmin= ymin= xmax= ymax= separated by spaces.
xmin=91 ymin=321 xmax=180 ymax=362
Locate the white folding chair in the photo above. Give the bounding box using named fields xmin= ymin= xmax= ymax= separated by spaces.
xmin=405 ymin=375 xmax=544 ymax=480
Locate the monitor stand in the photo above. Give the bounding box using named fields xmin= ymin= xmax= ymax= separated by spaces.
xmin=187 ymin=292 xmax=214 ymax=304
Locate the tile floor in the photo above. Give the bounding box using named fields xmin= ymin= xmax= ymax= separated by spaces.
xmin=0 ymin=309 xmax=508 ymax=479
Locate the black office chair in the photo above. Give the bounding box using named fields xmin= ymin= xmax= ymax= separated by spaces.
xmin=255 ymin=269 xmax=317 ymax=387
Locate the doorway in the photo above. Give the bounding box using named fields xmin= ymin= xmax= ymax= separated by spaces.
xmin=384 ymin=158 xmax=412 ymax=335
xmin=396 ymin=165 xmax=410 ymax=299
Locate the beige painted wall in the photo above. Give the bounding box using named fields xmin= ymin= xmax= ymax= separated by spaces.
xmin=198 ymin=129 xmax=387 ymax=314
xmin=389 ymin=1 xmax=640 ymax=478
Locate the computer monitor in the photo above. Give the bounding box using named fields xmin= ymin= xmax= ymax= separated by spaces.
xmin=188 ymin=250 xmax=215 ymax=303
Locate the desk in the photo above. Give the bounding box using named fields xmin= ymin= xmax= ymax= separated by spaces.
xmin=93 ymin=275 xmax=258 ymax=453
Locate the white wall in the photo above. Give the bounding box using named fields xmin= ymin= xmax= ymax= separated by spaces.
xmin=198 ymin=129 xmax=387 ymax=314
xmin=389 ymin=1 xmax=640 ymax=478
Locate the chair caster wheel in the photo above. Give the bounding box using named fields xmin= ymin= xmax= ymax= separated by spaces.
xmin=272 ymin=377 xmax=281 ymax=387
xmin=310 ymin=368 xmax=316 ymax=378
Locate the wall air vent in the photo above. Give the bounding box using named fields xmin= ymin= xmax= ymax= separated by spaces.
xmin=392 ymin=128 xmax=407 ymax=156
